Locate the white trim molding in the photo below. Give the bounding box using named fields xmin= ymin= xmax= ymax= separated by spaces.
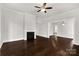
xmin=3 ymin=38 xmax=24 ymax=43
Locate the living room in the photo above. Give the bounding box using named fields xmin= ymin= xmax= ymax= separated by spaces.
xmin=0 ymin=3 xmax=79 ymax=56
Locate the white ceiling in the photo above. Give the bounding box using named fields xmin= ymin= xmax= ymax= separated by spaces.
xmin=2 ymin=3 xmax=79 ymax=18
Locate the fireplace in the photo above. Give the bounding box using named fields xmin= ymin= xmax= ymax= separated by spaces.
xmin=27 ymin=32 xmax=34 ymax=41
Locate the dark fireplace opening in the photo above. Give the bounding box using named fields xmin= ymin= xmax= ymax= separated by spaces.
xmin=27 ymin=32 xmax=34 ymax=41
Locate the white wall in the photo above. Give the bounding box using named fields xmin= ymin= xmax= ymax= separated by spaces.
xmin=37 ymin=22 xmax=49 ymax=38
xmin=1 ymin=8 xmax=24 ymax=42
xmin=74 ymin=17 xmax=79 ymax=45
xmin=57 ymin=18 xmax=74 ymax=38
xmin=0 ymin=4 xmax=2 ymax=48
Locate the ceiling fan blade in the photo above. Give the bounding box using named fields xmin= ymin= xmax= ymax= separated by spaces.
xmin=34 ymin=6 xmax=40 ymax=8
xmin=44 ymin=11 xmax=47 ymax=13
xmin=45 ymin=7 xmax=52 ymax=9
xmin=43 ymin=3 xmax=47 ymax=6
xmin=37 ymin=10 xmax=41 ymax=12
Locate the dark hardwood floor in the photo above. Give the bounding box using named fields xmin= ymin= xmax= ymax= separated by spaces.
xmin=0 ymin=36 xmax=78 ymax=56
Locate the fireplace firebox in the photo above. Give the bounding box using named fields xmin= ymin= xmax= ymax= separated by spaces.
xmin=27 ymin=32 xmax=34 ymax=41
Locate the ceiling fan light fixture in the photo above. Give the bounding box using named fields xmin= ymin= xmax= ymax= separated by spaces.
xmin=34 ymin=3 xmax=52 ymax=13
xmin=62 ymin=21 xmax=65 ymax=26
xmin=62 ymin=23 xmax=65 ymax=26
xmin=41 ymin=8 xmax=46 ymax=11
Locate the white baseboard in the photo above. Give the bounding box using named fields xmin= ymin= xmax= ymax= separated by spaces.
xmin=37 ymin=35 xmax=49 ymax=38
xmin=3 ymin=38 xmax=24 ymax=43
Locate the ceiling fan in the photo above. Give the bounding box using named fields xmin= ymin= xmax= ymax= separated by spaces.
xmin=34 ymin=3 xmax=52 ymax=13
